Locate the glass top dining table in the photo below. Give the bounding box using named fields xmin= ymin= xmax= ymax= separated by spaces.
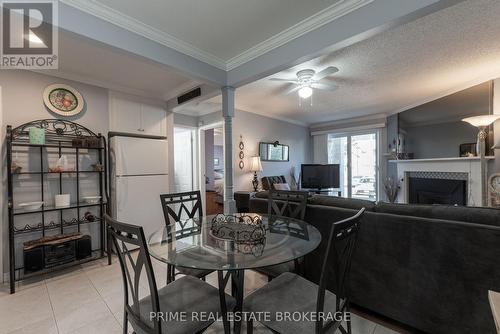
xmin=147 ymin=213 xmax=322 ymax=271
xmin=147 ymin=213 xmax=321 ymax=334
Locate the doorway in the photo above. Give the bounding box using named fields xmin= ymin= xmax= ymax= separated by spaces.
xmin=200 ymin=125 xmax=224 ymax=215
xmin=173 ymin=127 xmax=196 ymax=193
xmin=327 ymin=131 xmax=379 ymax=200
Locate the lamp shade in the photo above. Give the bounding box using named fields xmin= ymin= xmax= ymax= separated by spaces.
xmin=249 ymin=156 xmax=263 ymax=172
xmin=462 ymin=115 xmax=500 ymax=128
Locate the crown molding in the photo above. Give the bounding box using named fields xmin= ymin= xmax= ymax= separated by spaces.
xmin=60 ymin=0 xmax=227 ymax=70
xmin=225 ymin=0 xmax=374 ymax=70
xmin=61 ymin=0 xmax=373 ymax=72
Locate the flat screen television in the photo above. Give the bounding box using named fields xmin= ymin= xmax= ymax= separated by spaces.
xmin=301 ymin=164 xmax=340 ymax=190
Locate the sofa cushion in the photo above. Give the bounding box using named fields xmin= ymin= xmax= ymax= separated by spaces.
xmin=273 ymin=183 xmax=291 ymax=191
xmin=261 ymin=176 xmax=286 ymax=190
xmin=308 ymin=195 xmax=375 ymax=211
xmin=255 ymin=191 xmax=269 ymax=199
xmin=375 ymin=202 xmax=500 ymax=227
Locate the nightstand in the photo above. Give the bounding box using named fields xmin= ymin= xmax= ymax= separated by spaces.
xmin=234 ymin=191 xmax=256 ymax=213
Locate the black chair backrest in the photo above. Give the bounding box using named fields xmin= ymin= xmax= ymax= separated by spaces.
xmin=105 ymin=214 xmax=161 ymax=334
xmin=160 ymin=191 xmax=203 ymax=226
xmin=316 ymin=208 xmax=365 ymax=324
xmin=267 ymin=190 xmax=308 ymax=220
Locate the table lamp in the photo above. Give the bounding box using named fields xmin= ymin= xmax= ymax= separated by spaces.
xmin=249 ymin=156 xmax=263 ymax=192
xmin=462 ymin=115 xmax=500 ymax=206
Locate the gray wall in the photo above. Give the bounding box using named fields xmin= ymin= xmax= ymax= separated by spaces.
xmin=204 ymin=129 xmax=215 ymax=191
xmin=214 ymin=145 xmax=223 ymax=170
xmin=404 ymin=121 xmax=478 ymax=159
xmin=0 ymin=71 xmax=110 ymax=277
xmin=0 ymin=71 xmax=172 ymax=279
xmin=0 ymin=71 xmax=312 ymax=279
xmin=386 ymin=114 xmax=399 ymax=179
xmin=233 ymin=110 xmax=311 ymax=191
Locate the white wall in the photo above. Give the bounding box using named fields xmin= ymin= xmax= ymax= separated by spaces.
xmin=232 ymin=110 xmax=311 ymax=191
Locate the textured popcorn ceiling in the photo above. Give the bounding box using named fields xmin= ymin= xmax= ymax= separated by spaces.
xmin=233 ymin=0 xmax=500 ymax=125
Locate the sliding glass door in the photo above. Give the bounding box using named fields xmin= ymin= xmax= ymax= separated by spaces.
xmin=328 ymin=131 xmax=378 ymax=200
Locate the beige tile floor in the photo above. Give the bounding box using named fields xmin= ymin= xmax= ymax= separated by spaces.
xmin=0 ymin=256 xmax=401 ymax=334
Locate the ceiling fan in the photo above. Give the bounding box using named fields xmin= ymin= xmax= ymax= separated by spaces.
xmin=270 ymin=66 xmax=339 ymax=99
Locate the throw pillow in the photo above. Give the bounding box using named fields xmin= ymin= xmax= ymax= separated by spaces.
xmin=273 ymin=183 xmax=291 ymax=191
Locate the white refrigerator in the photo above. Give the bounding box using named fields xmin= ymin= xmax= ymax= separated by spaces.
xmin=110 ymin=135 xmax=169 ymax=239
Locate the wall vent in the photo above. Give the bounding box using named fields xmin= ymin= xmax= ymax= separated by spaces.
xmin=177 ymin=87 xmax=201 ymax=105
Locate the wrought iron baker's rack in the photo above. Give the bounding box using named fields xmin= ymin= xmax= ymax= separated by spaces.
xmin=6 ymin=119 xmax=108 ymax=293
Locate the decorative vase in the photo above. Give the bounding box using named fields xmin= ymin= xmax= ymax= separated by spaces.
xmin=29 ymin=128 xmax=45 ymax=145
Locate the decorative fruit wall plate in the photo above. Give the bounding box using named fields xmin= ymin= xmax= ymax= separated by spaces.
xmin=43 ymin=84 xmax=84 ymax=116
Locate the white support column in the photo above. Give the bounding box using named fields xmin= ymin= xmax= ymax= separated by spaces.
xmin=222 ymin=86 xmax=236 ymax=214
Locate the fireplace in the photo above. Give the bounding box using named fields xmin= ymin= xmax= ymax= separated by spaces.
xmin=408 ymin=172 xmax=468 ymax=205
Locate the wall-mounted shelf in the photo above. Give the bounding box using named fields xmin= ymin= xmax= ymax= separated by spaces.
xmin=7 ymin=119 xmax=108 ymax=294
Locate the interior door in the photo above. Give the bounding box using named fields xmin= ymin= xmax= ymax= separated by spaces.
xmin=141 ymin=104 xmax=166 ymax=136
xmin=173 ymin=128 xmax=194 ymax=192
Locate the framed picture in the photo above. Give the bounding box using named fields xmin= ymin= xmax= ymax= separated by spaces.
xmin=214 ymin=158 xmax=219 ymax=166
xmin=43 ymin=84 xmax=85 ymax=116
xmin=459 ymin=143 xmax=477 ymax=157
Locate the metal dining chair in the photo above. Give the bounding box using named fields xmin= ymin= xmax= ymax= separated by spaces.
xmin=105 ymin=214 xmax=235 ymax=334
xmin=255 ymin=190 xmax=309 ymax=281
xmin=160 ymin=191 xmax=214 ymax=283
xmin=267 ymin=189 xmax=308 ymax=220
xmin=244 ymin=208 xmax=365 ymax=334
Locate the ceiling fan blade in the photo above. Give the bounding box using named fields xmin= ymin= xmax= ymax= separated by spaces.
xmin=312 ymin=83 xmax=338 ymax=91
xmin=313 ymin=66 xmax=339 ymax=81
xmin=285 ymin=85 xmax=301 ymax=95
xmin=271 ymin=82 xmax=295 ymax=95
xmin=269 ymin=78 xmax=297 ymax=83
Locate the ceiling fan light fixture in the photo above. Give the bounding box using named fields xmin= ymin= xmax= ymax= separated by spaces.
xmin=298 ymin=86 xmax=313 ymax=99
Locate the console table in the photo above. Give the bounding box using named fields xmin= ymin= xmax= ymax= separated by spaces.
xmin=234 ymin=191 xmax=256 ymax=212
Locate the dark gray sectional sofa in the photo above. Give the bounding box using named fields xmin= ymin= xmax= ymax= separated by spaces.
xmin=249 ymin=194 xmax=500 ymax=334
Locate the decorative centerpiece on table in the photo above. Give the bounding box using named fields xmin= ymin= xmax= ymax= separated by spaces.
xmin=210 ymin=214 xmax=266 ymax=256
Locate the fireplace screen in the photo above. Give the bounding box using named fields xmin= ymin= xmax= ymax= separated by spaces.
xmin=408 ymin=177 xmax=467 ymax=205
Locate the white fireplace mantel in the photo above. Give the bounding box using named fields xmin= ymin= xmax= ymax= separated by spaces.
xmin=389 ymin=156 xmax=495 ymax=206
